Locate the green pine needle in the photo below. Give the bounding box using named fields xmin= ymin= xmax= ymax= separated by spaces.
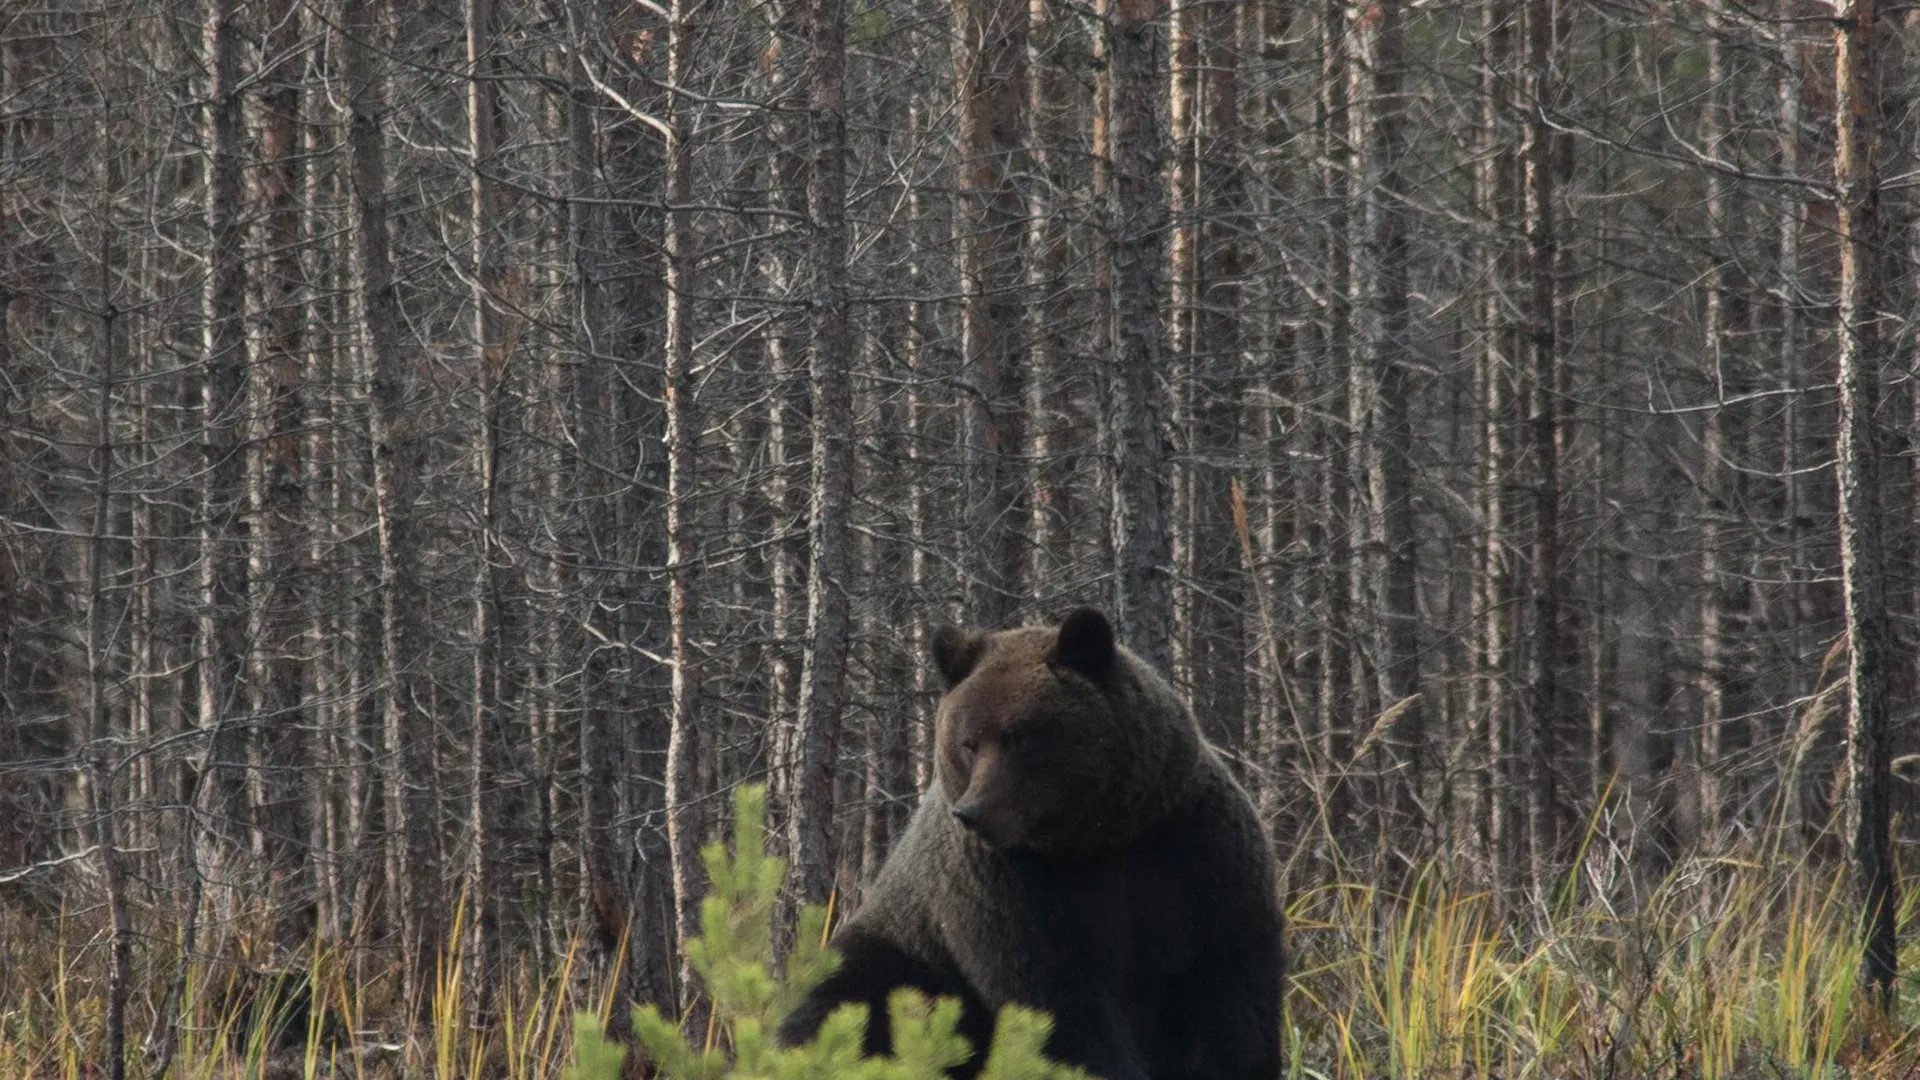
xmin=566 ymin=784 xmax=1083 ymax=1080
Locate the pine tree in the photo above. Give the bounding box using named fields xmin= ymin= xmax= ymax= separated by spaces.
xmin=564 ymin=786 xmax=1090 ymax=1080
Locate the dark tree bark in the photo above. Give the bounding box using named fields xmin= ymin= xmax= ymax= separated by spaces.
xmin=1187 ymin=0 xmax=1248 ymax=753
xmin=1100 ymin=0 xmax=1173 ymax=672
xmin=1774 ymin=0 xmax=1812 ymax=853
xmin=566 ymin=0 xmax=673 ymax=1011
xmin=1314 ymin=0 xmax=1355 ymax=838
xmin=1520 ymin=0 xmax=1564 ymax=896
xmin=1832 ymin=0 xmax=1898 ymax=1009
xmin=789 ymin=0 xmax=853 ymax=907
xmin=1023 ymin=0 xmax=1080 ymax=605
xmin=343 ymin=0 xmax=441 ymax=1007
xmin=83 ymin=167 xmax=132 ymax=1080
xmin=1694 ymin=14 xmax=1727 ymax=842
xmin=1359 ymin=0 xmax=1421 ymax=815
xmin=153 ymin=3 xmax=258 ymax=1066
xmin=199 ymin=0 xmax=251 ymax=868
xmin=956 ymin=0 xmax=1027 ymax=627
xmin=246 ymin=0 xmax=313 ymax=952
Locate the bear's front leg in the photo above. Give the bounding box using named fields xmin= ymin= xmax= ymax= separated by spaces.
xmin=1025 ymin=993 xmax=1151 ymax=1080
xmin=1157 ymin=897 xmax=1284 ymax=1080
xmin=778 ymin=927 xmax=989 ymax=1062
xmin=944 ymin=865 xmax=1150 ymax=1080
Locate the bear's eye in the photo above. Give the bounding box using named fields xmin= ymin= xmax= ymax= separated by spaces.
xmin=960 ymin=735 xmax=980 ymax=755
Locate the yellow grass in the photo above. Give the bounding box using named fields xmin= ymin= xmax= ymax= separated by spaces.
xmin=1 ymin=854 xmax=1913 ymax=1078
xmin=1287 ymin=853 xmax=1917 ymax=1080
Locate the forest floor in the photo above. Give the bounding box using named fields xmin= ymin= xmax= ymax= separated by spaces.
xmin=4 ymin=852 xmax=1916 ymax=1079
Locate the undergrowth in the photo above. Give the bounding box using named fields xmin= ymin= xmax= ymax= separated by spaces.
xmin=1286 ymin=858 xmax=1917 ymax=1080
xmin=2 ymin=800 xmax=1914 ymax=1079
xmin=567 ymin=784 xmax=1086 ymax=1080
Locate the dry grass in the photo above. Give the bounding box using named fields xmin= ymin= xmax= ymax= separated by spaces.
xmin=3 ymin=854 xmax=1914 ymax=1079
xmin=0 ymin=901 xmax=603 ymax=1080
xmin=1287 ymin=852 xmax=1918 ymax=1080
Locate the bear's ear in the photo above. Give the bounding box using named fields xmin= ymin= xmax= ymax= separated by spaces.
xmin=1053 ymin=607 xmax=1116 ymax=676
xmin=932 ymin=625 xmax=984 ymax=687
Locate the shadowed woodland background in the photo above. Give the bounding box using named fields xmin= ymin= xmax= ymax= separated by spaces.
xmin=2 ymin=0 xmax=1918 ymax=1068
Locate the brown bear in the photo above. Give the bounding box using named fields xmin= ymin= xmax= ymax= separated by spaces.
xmin=778 ymin=608 xmax=1284 ymax=1080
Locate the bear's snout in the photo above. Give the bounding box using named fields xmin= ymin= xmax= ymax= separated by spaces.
xmin=950 ymin=799 xmax=1013 ymax=845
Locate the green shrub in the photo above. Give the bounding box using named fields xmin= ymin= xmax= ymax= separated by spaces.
xmin=564 ymin=785 xmax=1090 ymax=1080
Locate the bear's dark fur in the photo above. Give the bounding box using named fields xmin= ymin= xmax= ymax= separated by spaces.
xmin=778 ymin=608 xmax=1283 ymax=1080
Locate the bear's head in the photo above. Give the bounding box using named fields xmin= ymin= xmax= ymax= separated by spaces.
xmin=930 ymin=608 xmax=1204 ymax=856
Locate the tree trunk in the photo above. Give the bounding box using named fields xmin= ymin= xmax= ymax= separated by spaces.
xmin=1695 ymin=12 xmax=1727 ymax=844
xmin=1774 ymin=0 xmax=1811 ymax=854
xmin=907 ymin=113 xmax=938 ymax=787
xmin=862 ymin=335 xmax=912 ymax=871
xmin=1360 ymin=0 xmax=1420 ymax=817
xmin=84 ymin=172 xmax=132 ymax=1080
xmin=789 ymin=0 xmax=853 ymax=907
xmin=152 ymin=4 xmax=256 ymax=1064
xmin=1832 ymin=0 xmax=1897 ymax=1009
xmin=1315 ymin=0 xmax=1354 ymax=839
xmin=956 ymin=0 xmax=1027 ymax=627
xmin=662 ymin=0 xmax=705 ymax=1007
xmin=1187 ymin=0 xmax=1248 ymax=754
xmin=1520 ymin=0 xmax=1564 ymax=896
xmin=247 ymin=0 xmax=312 ymax=952
xmin=762 ymin=0 xmax=808 ymax=838
xmin=200 ymin=0 xmax=252 ymax=894
xmin=1024 ymin=0 xmax=1078 ymax=605
xmin=565 ymin=0 xmax=669 ymax=1011
xmin=1168 ymin=0 xmax=1196 ymax=690
xmin=343 ymin=0 xmax=441 ymax=1007
xmin=465 ymin=0 xmax=512 ymax=1015
xmin=1472 ymin=0 xmax=1519 ymax=894
xmin=1101 ymin=0 xmax=1172 ymax=672
xmin=1087 ymin=0 xmax=1115 ymax=588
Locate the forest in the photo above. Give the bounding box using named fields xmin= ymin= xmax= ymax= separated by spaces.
xmin=1 ymin=0 xmax=1917 ymax=1076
